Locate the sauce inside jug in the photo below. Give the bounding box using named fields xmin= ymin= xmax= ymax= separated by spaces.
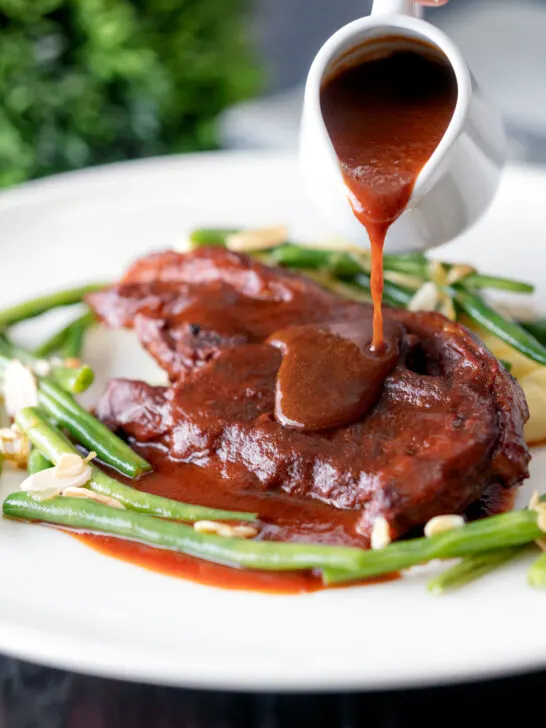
xmin=320 ymin=41 xmax=457 ymax=350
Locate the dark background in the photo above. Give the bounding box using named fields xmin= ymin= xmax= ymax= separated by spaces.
xmin=1 ymin=657 xmax=545 ymax=728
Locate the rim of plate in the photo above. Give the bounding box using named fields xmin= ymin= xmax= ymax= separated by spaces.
xmin=1 ymin=152 xmax=546 ymax=692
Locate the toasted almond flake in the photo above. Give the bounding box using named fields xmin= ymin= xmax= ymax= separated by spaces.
xmin=446 ymin=264 xmax=475 ymax=285
xmin=428 ymin=260 xmax=448 ymax=286
xmin=528 ymin=491 xmax=546 ymax=534
xmin=530 ymin=491 xmax=541 ymax=511
xmin=54 ymin=452 xmax=87 ymax=478
xmin=20 ymin=456 xmax=92 ymax=494
xmin=32 ymin=486 xmax=63 ymax=501
xmin=193 ymin=520 xmax=259 ymax=539
xmin=20 ymin=469 xmax=63 ymax=495
xmin=33 ymin=359 xmax=52 ymax=376
xmin=62 ymin=487 xmax=125 ymax=509
xmin=371 ymin=517 xmax=391 ymax=550
xmin=226 ymin=225 xmax=287 ymax=253
xmin=408 ymin=282 xmax=439 ymax=312
xmin=439 ymin=297 xmax=457 ymax=321
xmin=173 ymin=235 xmax=193 ymax=253
xmin=424 ymin=514 xmax=465 ymax=538
xmin=0 ymin=425 xmax=30 ymax=466
xmin=0 ymin=427 xmax=17 ymax=442
xmin=4 ymin=360 xmax=38 ymax=417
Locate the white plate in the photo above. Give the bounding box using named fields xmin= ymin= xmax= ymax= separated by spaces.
xmin=1 ymin=151 xmax=546 ymax=691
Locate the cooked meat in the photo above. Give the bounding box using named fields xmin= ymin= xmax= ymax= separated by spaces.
xmin=88 ymin=248 xmax=530 ymax=543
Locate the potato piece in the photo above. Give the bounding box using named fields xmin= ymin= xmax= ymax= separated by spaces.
xmin=520 ymin=368 xmax=546 ymax=445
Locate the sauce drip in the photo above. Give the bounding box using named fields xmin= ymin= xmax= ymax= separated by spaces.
xmin=270 ymin=318 xmax=400 ymax=431
xmin=320 ymin=43 xmax=458 ymax=350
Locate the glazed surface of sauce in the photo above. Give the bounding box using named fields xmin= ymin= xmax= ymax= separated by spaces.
xmin=321 ymin=43 xmax=458 ymax=349
xmin=77 ymin=446 xmax=385 ymax=594
xmin=75 ymin=449 xmax=514 ymax=593
xmin=270 ymin=319 xmax=400 ymax=431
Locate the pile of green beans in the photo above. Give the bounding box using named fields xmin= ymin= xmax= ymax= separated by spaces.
xmin=1 ymin=237 xmax=546 ymax=591
xmin=17 ymin=407 xmax=257 ymax=523
xmin=189 ymin=230 xmax=546 ymax=367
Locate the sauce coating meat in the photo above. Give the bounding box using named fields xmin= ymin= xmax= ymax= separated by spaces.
xmin=88 ymin=248 xmax=530 ymax=549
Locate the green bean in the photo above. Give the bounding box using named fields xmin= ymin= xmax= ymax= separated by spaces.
xmin=61 ymin=320 xmax=88 ymax=359
xmin=322 ymin=506 xmax=546 ymax=585
xmin=520 ymin=319 xmax=546 ymax=347
xmin=427 ymin=546 xmax=525 ymax=594
xmin=382 ymin=253 xmax=427 ymax=276
xmin=27 ymin=448 xmax=52 ymax=475
xmin=0 ymin=342 xmax=144 ymax=474
xmin=3 ymin=491 xmax=366 ymax=573
xmin=0 ymin=285 xmax=106 ymax=330
xmin=462 ymin=274 xmax=534 ymax=294
xmin=37 ymin=379 xmax=151 ymax=478
xmin=16 ymin=407 xmax=257 ymax=523
xmin=49 ymin=363 xmax=94 ymax=395
xmin=271 ymin=244 xmax=362 ymax=277
xmin=34 ymin=311 xmax=95 ymax=359
xmin=527 ymin=551 xmax=546 ymax=589
xmin=451 ymin=287 xmax=546 ymax=366
xmin=0 ymin=339 xmax=94 ymax=395
xmin=188 ymin=228 xmax=238 ymax=247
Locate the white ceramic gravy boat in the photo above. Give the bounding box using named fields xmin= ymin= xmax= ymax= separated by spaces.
xmin=299 ymin=0 xmax=507 ymax=253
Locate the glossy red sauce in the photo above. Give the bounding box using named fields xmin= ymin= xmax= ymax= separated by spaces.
xmin=270 ymin=318 xmax=400 ymax=431
xmin=75 ymin=446 xmax=396 ymax=592
xmin=321 ymin=41 xmax=457 ymax=350
xmin=72 ymin=447 xmax=514 ymax=593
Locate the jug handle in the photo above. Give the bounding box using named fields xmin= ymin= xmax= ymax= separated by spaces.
xmin=371 ymin=0 xmax=423 ymax=18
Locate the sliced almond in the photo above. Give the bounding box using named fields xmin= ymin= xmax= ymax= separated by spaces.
xmin=193 ymin=520 xmax=258 ymax=539
xmin=31 ymin=486 xmax=63 ymax=501
xmin=62 ymin=487 xmax=125 ymax=509
xmin=408 ymin=282 xmax=440 ymax=313
xmin=226 ymin=225 xmax=287 ymax=253
xmin=20 ymin=469 xmax=63 ymax=496
xmin=428 ymin=260 xmax=448 ymax=286
xmin=3 ymin=360 xmax=38 ymax=417
xmin=424 ymin=514 xmax=465 ymax=538
xmin=439 ymin=297 xmax=457 ymax=321
xmin=33 ymin=359 xmax=52 ymax=376
xmin=371 ymin=517 xmax=391 ymax=550
xmin=530 ymin=491 xmax=541 ymax=511
xmin=20 ymin=455 xmax=92 ymax=494
xmin=0 ymin=425 xmax=31 ymax=467
xmin=446 ymin=264 xmax=475 ymax=285
xmin=54 ymin=452 xmax=87 ymax=478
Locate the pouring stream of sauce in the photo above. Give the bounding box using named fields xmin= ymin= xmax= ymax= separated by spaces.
xmin=320 ymin=43 xmax=458 ymax=350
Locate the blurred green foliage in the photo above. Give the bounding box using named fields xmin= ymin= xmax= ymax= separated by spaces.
xmin=0 ymin=0 xmax=261 ymax=186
